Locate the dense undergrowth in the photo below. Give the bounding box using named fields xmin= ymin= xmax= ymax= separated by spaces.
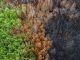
xmin=0 ymin=0 xmax=36 ymax=60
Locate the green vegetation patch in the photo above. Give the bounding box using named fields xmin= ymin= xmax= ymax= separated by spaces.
xmin=0 ymin=1 xmax=23 ymax=60
xmin=0 ymin=0 xmax=36 ymax=60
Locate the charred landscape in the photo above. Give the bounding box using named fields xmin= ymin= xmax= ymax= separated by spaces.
xmin=6 ymin=0 xmax=80 ymax=60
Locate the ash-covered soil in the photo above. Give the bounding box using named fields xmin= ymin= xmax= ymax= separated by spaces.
xmin=45 ymin=0 xmax=80 ymax=60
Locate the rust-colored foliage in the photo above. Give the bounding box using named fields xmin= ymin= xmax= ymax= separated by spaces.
xmin=23 ymin=2 xmax=52 ymax=60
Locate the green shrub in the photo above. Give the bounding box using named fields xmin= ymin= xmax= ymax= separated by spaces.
xmin=0 ymin=0 xmax=37 ymax=60
xmin=0 ymin=1 xmax=24 ymax=60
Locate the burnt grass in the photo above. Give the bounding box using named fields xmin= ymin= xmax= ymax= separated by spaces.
xmin=45 ymin=0 xmax=80 ymax=60
xmin=46 ymin=14 xmax=80 ymax=60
